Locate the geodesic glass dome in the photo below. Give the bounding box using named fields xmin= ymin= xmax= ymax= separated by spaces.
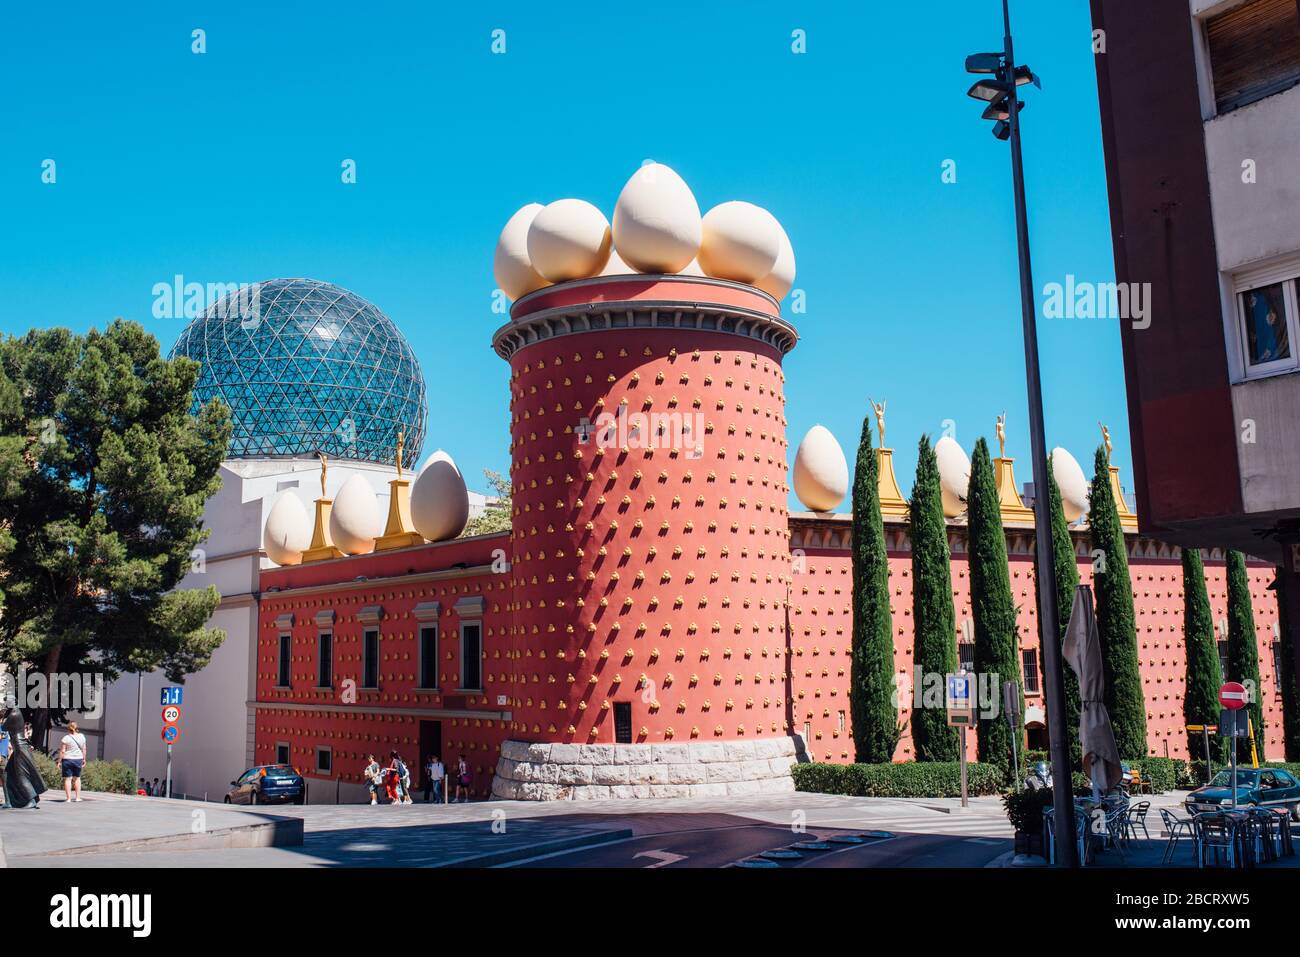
xmin=170 ymin=278 xmax=427 ymax=468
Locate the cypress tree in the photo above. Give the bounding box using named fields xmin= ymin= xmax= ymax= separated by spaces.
xmin=967 ymin=437 xmax=1022 ymax=770
xmin=1225 ymin=550 xmax=1264 ymax=761
xmin=1181 ymin=547 xmax=1224 ymax=763
xmin=1088 ymin=446 xmax=1148 ymax=759
xmin=849 ymin=414 xmax=899 ymax=762
xmin=1274 ymin=569 xmax=1300 ymax=761
xmin=1041 ymin=455 xmax=1082 ymax=769
xmin=908 ymin=435 xmax=959 ymax=761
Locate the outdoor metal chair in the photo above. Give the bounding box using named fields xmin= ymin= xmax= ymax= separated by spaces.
xmin=1043 ymin=805 xmax=1092 ymax=866
xmin=1159 ymin=808 xmax=1196 ymax=865
xmin=1194 ymin=812 xmax=1236 ymax=868
xmin=1247 ymin=808 xmax=1279 ymax=863
xmin=1102 ymin=801 xmax=1129 ymax=859
xmin=1126 ymin=800 xmax=1151 ymax=840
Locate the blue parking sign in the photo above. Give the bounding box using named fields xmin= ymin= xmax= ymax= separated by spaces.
xmin=161 ymin=686 xmax=183 ymax=706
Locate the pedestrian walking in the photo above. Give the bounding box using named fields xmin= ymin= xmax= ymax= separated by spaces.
xmin=424 ymin=754 xmax=446 ymax=804
xmin=152 ymin=777 xmax=161 ymax=797
xmin=364 ymin=754 xmax=381 ymax=805
xmin=455 ymin=755 xmax=471 ymax=802
xmin=59 ymin=721 xmax=87 ymax=803
xmin=384 ymin=752 xmax=402 ymax=804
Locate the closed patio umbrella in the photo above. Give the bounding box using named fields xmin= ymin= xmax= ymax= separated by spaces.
xmin=1062 ymin=585 xmax=1123 ymax=797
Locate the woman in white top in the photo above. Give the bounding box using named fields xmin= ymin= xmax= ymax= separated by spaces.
xmin=59 ymin=721 xmax=88 ymax=802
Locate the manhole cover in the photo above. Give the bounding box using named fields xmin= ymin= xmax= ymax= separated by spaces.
xmin=759 ymin=849 xmax=803 ymax=860
xmin=791 ymin=841 xmax=833 ymax=851
xmin=735 ymin=858 xmax=780 ymax=868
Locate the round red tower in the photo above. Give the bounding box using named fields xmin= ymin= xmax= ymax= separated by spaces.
xmin=491 ymin=274 xmax=807 ymax=799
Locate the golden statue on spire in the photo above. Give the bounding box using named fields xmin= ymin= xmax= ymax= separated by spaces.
xmin=395 ymin=428 xmax=406 ymax=480
xmin=869 ymin=397 xmax=886 ymax=448
xmin=1099 ymin=421 xmax=1113 ymax=464
xmin=996 ymin=411 xmax=1007 ymax=459
xmin=316 ymin=450 xmax=328 ymax=498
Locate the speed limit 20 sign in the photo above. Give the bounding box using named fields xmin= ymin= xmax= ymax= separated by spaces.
xmin=162 ymin=705 xmax=181 ymax=724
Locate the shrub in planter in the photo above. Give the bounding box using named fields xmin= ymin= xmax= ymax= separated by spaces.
xmin=1003 ymin=787 xmax=1054 ymax=834
xmin=80 ymin=759 xmax=139 ymax=794
xmin=792 ymin=761 xmax=1006 ymax=798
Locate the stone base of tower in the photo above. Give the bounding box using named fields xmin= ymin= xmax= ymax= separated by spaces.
xmin=491 ymin=736 xmax=808 ymax=801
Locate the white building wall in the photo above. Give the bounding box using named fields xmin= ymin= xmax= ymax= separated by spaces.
xmin=82 ymin=457 xmax=487 ymax=802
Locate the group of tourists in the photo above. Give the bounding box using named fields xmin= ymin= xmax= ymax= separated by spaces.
xmin=363 ymin=752 xmax=473 ymax=805
xmin=136 ymin=776 xmax=168 ymax=797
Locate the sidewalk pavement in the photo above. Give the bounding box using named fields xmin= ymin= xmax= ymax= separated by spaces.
xmin=1 ymin=789 xmax=1015 ymax=868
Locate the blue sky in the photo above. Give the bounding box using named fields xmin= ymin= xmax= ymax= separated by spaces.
xmin=0 ymin=0 xmax=1130 ymax=509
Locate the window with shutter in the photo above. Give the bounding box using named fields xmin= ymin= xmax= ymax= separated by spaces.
xmin=1206 ymin=0 xmax=1300 ymax=114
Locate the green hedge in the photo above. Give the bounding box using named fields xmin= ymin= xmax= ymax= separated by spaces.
xmin=30 ymin=751 xmax=137 ymax=795
xmin=1135 ymin=758 xmax=1179 ymax=794
xmin=792 ymin=761 xmax=1006 ymax=798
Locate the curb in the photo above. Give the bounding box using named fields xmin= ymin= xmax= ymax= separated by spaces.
xmin=29 ymin=816 xmax=304 ymax=860
xmin=439 ymin=827 xmax=634 ymax=868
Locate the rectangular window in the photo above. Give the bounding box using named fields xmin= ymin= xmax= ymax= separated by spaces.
xmin=1022 ymin=649 xmax=1041 ymax=695
xmin=1273 ymin=640 xmax=1285 ymax=696
xmin=837 ymin=710 xmax=846 ymax=734
xmin=362 ymin=629 xmax=379 ymax=689
xmin=276 ymin=743 xmax=290 ymax=765
xmin=1237 ymin=280 xmax=1297 ymax=375
xmin=277 ymin=634 xmax=291 ymax=687
xmin=419 ymin=626 xmax=438 ymax=689
xmin=318 ymin=632 xmax=333 ymax=689
xmin=958 ymin=641 xmax=976 ymax=673
xmin=613 ymin=702 xmax=633 ymax=744
xmin=315 ymin=746 xmax=332 ymax=774
xmin=1218 ymin=639 xmax=1231 ymax=682
xmin=1206 ymin=0 xmax=1300 ymax=114
xmin=459 ymin=622 xmax=482 ymax=691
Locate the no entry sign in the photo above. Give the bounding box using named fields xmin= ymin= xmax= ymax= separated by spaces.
xmin=1219 ymin=681 xmax=1248 ymax=710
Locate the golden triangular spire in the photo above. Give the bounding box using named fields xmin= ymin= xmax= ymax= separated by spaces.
xmin=1101 ymin=422 xmax=1139 ymax=530
xmin=870 ymin=398 xmax=908 ymax=518
xmin=994 ymin=414 xmax=1034 ymax=524
xmin=302 ymin=451 xmax=345 ymax=562
xmin=376 ymin=428 xmax=425 ymax=550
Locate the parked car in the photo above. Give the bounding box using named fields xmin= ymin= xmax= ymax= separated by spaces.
xmin=225 ymin=764 xmax=305 ymax=805
xmin=1185 ymin=768 xmax=1300 ymax=820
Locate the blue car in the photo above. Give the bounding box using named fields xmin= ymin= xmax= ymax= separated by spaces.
xmin=1185 ymin=768 xmax=1300 ymax=820
xmin=224 ymin=764 xmax=305 ymax=805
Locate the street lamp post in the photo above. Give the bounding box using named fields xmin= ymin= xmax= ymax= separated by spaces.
xmin=967 ymin=0 xmax=1078 ymax=867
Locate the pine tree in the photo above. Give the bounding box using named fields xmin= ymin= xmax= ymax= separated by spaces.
xmin=1088 ymin=446 xmax=1147 ymax=759
xmin=1181 ymin=547 xmax=1224 ymax=763
xmin=967 ymin=437 xmax=1022 ymax=770
xmin=1041 ymin=455 xmax=1082 ymax=769
xmin=1225 ymin=550 xmax=1264 ymax=762
xmin=908 ymin=435 xmax=959 ymax=761
xmin=1273 ymin=569 xmax=1300 ymax=761
xmin=0 ymin=322 xmax=232 ymax=742
xmin=849 ymin=414 xmax=900 ymax=762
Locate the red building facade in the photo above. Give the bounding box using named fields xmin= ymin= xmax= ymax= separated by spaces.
xmin=252 ymin=276 xmax=1285 ymax=801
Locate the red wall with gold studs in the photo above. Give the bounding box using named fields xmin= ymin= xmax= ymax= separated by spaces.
xmin=505 ymin=328 xmax=793 ymax=746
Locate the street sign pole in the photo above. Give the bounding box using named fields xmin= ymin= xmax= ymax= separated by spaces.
xmin=165 ymin=742 xmax=173 ymax=800
xmin=960 ymin=726 xmax=969 ymax=808
xmin=1230 ymin=720 xmax=1238 ymax=809
xmin=1203 ymin=726 xmax=1213 ymax=783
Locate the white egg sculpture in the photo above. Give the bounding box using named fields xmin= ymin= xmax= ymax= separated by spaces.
xmin=698 ymin=201 xmax=782 ymax=284
xmin=753 ymin=221 xmax=796 ymax=300
xmin=263 ymin=492 xmax=312 ymax=566
xmin=611 ymin=163 xmax=702 ymax=274
xmin=493 ymin=203 xmax=550 ymax=301
xmin=599 ymin=247 xmax=636 ymax=277
xmin=934 ymin=436 xmax=971 ymax=518
xmin=1050 ymin=447 xmax=1090 ymax=523
xmin=527 ymin=199 xmax=612 ymax=282
xmin=792 ymin=425 xmax=849 ymax=512
xmin=678 ymin=257 xmax=706 ymax=277
xmin=329 ymin=474 xmax=382 ymax=555
xmin=411 ymin=450 xmax=470 ymax=542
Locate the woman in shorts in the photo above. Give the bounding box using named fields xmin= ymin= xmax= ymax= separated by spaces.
xmin=59 ymin=721 xmax=88 ymax=802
